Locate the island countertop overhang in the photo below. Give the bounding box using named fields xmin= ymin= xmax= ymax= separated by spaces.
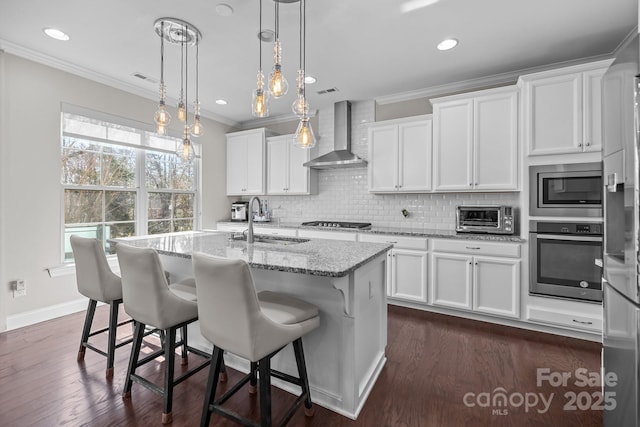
xmin=111 ymin=231 xmax=392 ymax=278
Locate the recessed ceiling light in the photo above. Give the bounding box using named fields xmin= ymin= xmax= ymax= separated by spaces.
xmin=304 ymin=76 xmax=316 ymax=84
xmin=215 ymin=3 xmax=234 ymax=17
xmin=437 ymin=38 xmax=458 ymax=51
xmin=43 ymin=27 xmax=70 ymax=41
xmin=215 ymin=99 xmax=228 ymax=105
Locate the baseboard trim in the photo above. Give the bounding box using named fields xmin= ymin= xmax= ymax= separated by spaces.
xmin=6 ymin=298 xmax=88 ymax=331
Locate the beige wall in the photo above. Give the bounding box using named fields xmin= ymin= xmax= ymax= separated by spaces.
xmin=0 ymin=52 xmax=230 ymax=327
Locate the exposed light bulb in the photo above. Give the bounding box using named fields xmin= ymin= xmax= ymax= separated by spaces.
xmin=191 ymin=115 xmax=204 ymax=137
xmin=154 ymin=101 xmax=171 ymax=127
xmin=294 ymin=117 xmax=316 ymax=148
xmin=252 ymin=89 xmax=269 ymax=117
xmin=177 ymin=101 xmax=186 ymax=122
xmin=269 ymin=64 xmax=288 ymax=98
xmin=181 ymin=139 xmax=193 ymax=160
xmin=156 ymin=124 xmax=167 ymax=136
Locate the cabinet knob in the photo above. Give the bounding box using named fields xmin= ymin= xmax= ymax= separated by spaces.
xmin=469 ymin=183 xmax=473 ymax=187
xmin=578 ymin=143 xmax=582 ymax=147
xmin=475 ymin=261 xmax=478 ymax=265
xmin=586 ymin=141 xmax=591 ymax=147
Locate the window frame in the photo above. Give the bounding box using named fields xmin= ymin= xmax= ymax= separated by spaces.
xmin=60 ymin=104 xmax=201 ymax=263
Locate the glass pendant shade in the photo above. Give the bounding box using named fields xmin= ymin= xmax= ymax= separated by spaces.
xmin=191 ymin=114 xmax=203 ymax=137
xmin=252 ymin=88 xmax=269 ymax=117
xmin=269 ymin=63 xmax=288 ymax=98
xmin=154 ymin=100 xmax=171 ymax=128
xmin=180 ymin=138 xmax=194 ymax=160
xmin=294 ymin=117 xmax=316 ymax=148
xmin=292 ymin=93 xmax=308 ymax=116
xmin=177 ymin=100 xmax=186 ymax=122
xmin=156 ymin=124 xmax=167 ymax=136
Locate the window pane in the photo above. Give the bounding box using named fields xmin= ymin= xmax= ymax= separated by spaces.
xmin=148 ymin=192 xmax=172 ymax=219
xmin=148 ymin=220 xmax=171 ymax=234
xmin=63 ymin=225 xmax=104 ymax=261
xmin=174 ymin=157 xmax=195 ymax=190
xmin=102 ymin=151 xmax=136 ymax=187
xmin=62 ymin=148 xmax=100 ymax=185
xmin=62 ymin=136 xmax=101 ymax=151
xmin=174 ymin=194 xmax=194 ymax=218
xmin=64 ymin=190 xmax=102 ymax=224
xmin=146 ymin=152 xmax=172 ymax=189
xmin=105 ymin=191 xmax=136 ymax=222
xmin=174 ymin=219 xmax=193 ymax=232
xmin=105 ymin=223 xmax=135 ymax=255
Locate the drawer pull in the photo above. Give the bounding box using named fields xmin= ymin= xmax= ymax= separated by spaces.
xmin=572 ymin=319 xmax=593 ymax=325
xmin=466 ymin=246 xmax=481 ymax=250
xmin=387 ymin=241 xmax=398 ymax=244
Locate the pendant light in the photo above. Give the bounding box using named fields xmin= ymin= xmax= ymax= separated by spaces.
xmin=154 ymin=21 xmax=170 ymax=136
xmin=191 ymin=40 xmax=203 ymax=136
xmin=252 ymin=0 xmax=270 ymax=117
xmin=293 ymin=0 xmax=316 ymax=148
xmin=268 ymin=0 xmax=288 ymax=98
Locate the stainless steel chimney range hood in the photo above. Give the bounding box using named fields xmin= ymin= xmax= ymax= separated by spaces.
xmin=303 ymin=101 xmax=368 ymax=169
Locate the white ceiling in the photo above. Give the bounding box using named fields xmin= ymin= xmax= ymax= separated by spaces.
xmin=0 ymin=0 xmax=636 ymax=126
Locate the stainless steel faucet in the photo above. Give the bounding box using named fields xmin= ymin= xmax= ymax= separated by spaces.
xmin=247 ymin=196 xmax=261 ymax=244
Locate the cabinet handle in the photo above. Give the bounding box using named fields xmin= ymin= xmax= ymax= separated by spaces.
xmin=585 ymin=141 xmax=591 ymax=147
xmin=469 ymin=183 xmax=473 ymax=187
xmin=474 ymin=261 xmax=478 ymax=265
xmin=466 ymin=246 xmax=481 ymax=250
xmin=578 ymin=143 xmax=583 ymax=148
xmin=387 ymin=241 xmax=398 ymax=244
xmin=572 ymin=319 xmax=593 ymax=325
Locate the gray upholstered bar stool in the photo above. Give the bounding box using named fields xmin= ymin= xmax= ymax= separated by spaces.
xmin=192 ymin=253 xmax=320 ymax=427
xmin=116 ymin=243 xmax=222 ymax=424
xmin=71 ymin=235 xmax=134 ymax=378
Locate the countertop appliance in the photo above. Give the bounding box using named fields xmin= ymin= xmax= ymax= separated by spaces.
xmin=301 ymin=221 xmax=372 ymax=229
xmin=602 ymin=30 xmax=640 ymax=427
xmin=529 ymin=220 xmax=603 ymax=302
xmin=529 ymin=162 xmax=603 ymax=217
xmin=455 ymin=205 xmax=516 ymax=235
xmin=231 ymin=202 xmax=249 ymax=222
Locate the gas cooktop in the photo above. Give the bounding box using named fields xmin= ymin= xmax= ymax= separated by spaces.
xmin=301 ymin=221 xmax=372 ymax=230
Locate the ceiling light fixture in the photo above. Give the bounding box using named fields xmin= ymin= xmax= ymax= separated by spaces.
xmin=268 ymin=0 xmax=288 ymax=98
xmin=216 ymin=99 xmax=228 ymax=105
xmin=304 ymin=75 xmax=316 ymax=84
xmin=293 ymin=0 xmax=316 ymax=149
xmin=252 ymin=0 xmax=270 ymax=117
xmin=153 ymin=18 xmax=202 ymax=159
xmin=43 ymin=27 xmax=70 ymax=41
xmin=437 ymin=38 xmax=458 ymax=51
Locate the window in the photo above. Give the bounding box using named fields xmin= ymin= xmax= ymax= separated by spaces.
xmin=61 ymin=106 xmax=199 ymax=261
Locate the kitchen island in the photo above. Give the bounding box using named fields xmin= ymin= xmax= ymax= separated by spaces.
xmin=112 ymin=231 xmax=391 ymax=419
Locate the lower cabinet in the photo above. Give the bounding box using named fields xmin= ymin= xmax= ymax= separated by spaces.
xmin=430 ymin=239 xmax=521 ymax=319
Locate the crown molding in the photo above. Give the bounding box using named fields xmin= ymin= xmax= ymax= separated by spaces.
xmin=0 ymin=39 xmax=238 ymax=127
xmin=237 ymin=109 xmax=318 ymax=130
xmin=375 ymin=52 xmax=615 ymax=106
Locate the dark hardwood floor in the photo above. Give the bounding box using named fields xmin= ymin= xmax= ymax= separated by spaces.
xmin=0 ymin=304 xmax=602 ymax=426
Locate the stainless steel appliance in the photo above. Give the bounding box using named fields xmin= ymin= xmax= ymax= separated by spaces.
xmin=529 ymin=220 xmax=603 ymax=302
xmin=529 ymin=162 xmax=603 ymax=217
xmin=301 ymin=220 xmax=372 ymax=229
xmin=455 ymin=205 xmax=516 ymax=235
xmin=231 ymin=202 xmax=249 ymax=222
xmin=602 ymin=31 xmax=640 ymax=427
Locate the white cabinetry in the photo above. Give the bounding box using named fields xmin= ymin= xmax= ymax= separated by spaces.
xmin=297 ymin=229 xmax=358 ymax=241
xmin=368 ymin=117 xmax=432 ymax=193
xmin=432 ymin=86 xmax=518 ymax=191
xmin=226 ymin=129 xmax=268 ymax=195
xmin=267 ymin=135 xmax=317 ymax=195
xmin=430 ymin=239 xmax=520 ymax=319
xmin=518 ymin=60 xmax=610 ymax=156
xmin=359 ymin=234 xmax=428 ymax=303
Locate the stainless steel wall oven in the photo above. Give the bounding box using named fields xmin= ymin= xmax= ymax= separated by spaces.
xmin=529 ymin=220 xmax=603 ymax=302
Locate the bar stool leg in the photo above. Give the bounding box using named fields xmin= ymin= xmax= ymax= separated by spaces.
xmin=180 ymin=325 xmax=188 ymax=366
xmin=106 ymin=301 xmax=119 ymax=378
xmin=162 ymin=327 xmax=177 ymax=424
xmin=77 ymin=299 xmax=97 ymax=362
xmin=123 ymin=321 xmax=145 ymax=399
xmin=249 ymin=361 xmax=258 ymax=394
xmin=200 ymin=346 xmax=224 ymax=427
xmin=258 ymin=357 xmax=272 ymax=427
xmin=293 ymin=338 xmax=315 ymax=417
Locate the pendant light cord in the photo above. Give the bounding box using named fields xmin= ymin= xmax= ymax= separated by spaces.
xmin=160 ymin=22 xmax=165 ymax=96
xmin=259 ymin=0 xmax=263 ymax=71
xmin=184 ymin=25 xmax=188 ymax=125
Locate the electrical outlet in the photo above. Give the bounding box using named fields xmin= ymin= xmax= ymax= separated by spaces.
xmin=12 ymin=279 xmax=26 ymax=298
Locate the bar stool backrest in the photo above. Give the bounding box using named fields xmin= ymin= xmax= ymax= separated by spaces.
xmin=70 ymin=235 xmax=122 ymax=303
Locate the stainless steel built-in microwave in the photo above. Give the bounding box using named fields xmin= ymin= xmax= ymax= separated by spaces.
xmin=529 ymin=162 xmax=603 ymax=218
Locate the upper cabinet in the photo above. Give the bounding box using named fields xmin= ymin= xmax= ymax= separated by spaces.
xmin=266 ymin=135 xmax=317 ymax=195
xmin=518 ymin=60 xmax=610 ymax=156
xmin=226 ymin=129 xmax=267 ymax=196
xmin=368 ymin=116 xmax=432 ymax=193
xmin=432 ymin=86 xmax=519 ymax=192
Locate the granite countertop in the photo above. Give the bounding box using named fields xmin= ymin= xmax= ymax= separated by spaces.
xmin=217 ymin=221 xmax=526 ymax=243
xmin=112 ymin=231 xmax=392 ymax=278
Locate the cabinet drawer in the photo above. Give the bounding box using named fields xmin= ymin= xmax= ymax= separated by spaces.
xmin=216 ymin=223 xmax=247 ymax=233
xmin=254 ymin=227 xmax=297 ymax=237
xmin=359 ymin=233 xmax=428 ymax=250
xmin=527 ymin=306 xmax=602 ymax=333
xmin=431 ymin=239 xmax=520 ymax=258
xmin=298 ymin=229 xmax=358 ymax=241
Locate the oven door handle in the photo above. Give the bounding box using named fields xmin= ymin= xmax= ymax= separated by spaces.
xmin=536 ymin=234 xmax=602 ymax=242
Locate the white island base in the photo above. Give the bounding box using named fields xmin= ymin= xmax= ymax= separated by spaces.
xmin=160 ymin=252 xmax=388 ymax=419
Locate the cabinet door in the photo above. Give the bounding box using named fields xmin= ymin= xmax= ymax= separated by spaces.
xmin=527 ymin=73 xmax=583 ymax=155
xmin=245 ymin=132 xmax=266 ymax=194
xmin=433 ymin=99 xmax=473 ymax=191
xmin=430 ymin=252 xmax=472 ymax=310
xmin=267 ymin=137 xmax=289 ymax=194
xmin=398 ymin=119 xmax=432 ymax=192
xmin=287 ymin=143 xmax=311 ymax=194
xmin=473 ymin=257 xmax=520 ymax=318
xmin=583 ymin=68 xmax=605 ymax=153
xmin=473 ymin=90 xmax=518 ymax=190
xmin=388 ymin=249 xmax=428 ymax=303
xmin=368 ymin=125 xmax=398 ymax=192
xmin=227 ymin=136 xmax=248 ymax=195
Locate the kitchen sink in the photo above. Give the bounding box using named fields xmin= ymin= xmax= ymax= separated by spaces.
xmin=230 ymin=234 xmax=310 ymax=246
